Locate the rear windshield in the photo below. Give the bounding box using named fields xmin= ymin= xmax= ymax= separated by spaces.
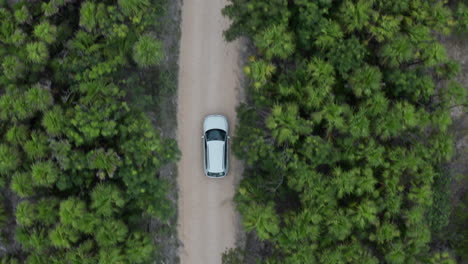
xmin=206 ymin=129 xmax=226 ymax=141
xmin=207 ymin=171 xmax=225 ymax=177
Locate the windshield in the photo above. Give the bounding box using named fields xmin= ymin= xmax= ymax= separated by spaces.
xmin=206 ymin=129 xmax=226 ymax=141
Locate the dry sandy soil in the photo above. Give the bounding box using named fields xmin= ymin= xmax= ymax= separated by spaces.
xmin=176 ymin=0 xmax=244 ymax=263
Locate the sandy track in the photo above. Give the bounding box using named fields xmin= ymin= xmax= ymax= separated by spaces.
xmin=176 ymin=0 xmax=243 ymax=263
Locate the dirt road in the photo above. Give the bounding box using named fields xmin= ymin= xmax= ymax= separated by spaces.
xmin=176 ymin=0 xmax=243 ymax=263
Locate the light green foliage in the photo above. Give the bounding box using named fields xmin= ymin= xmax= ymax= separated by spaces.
xmin=11 ymin=172 xmax=34 ymax=197
xmin=339 ymin=0 xmax=373 ymax=32
xmin=10 ymin=29 xmax=26 ymax=46
xmin=25 ymin=42 xmax=49 ymax=64
xmin=380 ymin=36 xmax=414 ymax=67
xmin=429 ymin=251 xmax=456 ymax=264
xmin=16 ymin=201 xmax=35 ymax=227
xmin=59 ymin=198 xmax=87 ymax=227
xmin=223 ymin=0 xmax=460 ymax=262
xmin=243 ymin=59 xmax=275 ymax=89
xmin=33 ymin=21 xmax=57 ymax=44
xmin=265 ymin=104 xmax=311 ymax=144
xmin=14 ymin=5 xmax=30 ymax=24
xmin=118 ymin=0 xmax=150 ymax=16
xmin=31 ymin=161 xmax=59 ymax=187
xmin=42 ymin=106 xmax=66 ymax=136
xmin=254 ymin=24 xmax=295 ymax=60
xmin=35 ymin=198 xmax=59 ymax=225
xmin=26 ymin=85 xmax=53 ymax=112
xmin=87 ymin=148 xmax=121 ymax=179
xmin=23 ymin=131 xmax=49 ymax=160
xmin=79 ymin=2 xmax=97 ymax=31
xmin=68 ymin=82 xmax=123 ymax=145
xmin=124 ymin=232 xmax=154 ymax=263
xmin=95 ymin=219 xmax=128 ymax=247
xmin=132 ymin=34 xmax=164 ymax=68
xmin=42 ymin=1 xmax=58 ymax=17
xmin=49 ymin=224 xmax=80 ymax=248
xmin=240 ymin=202 xmax=279 ymax=240
xmin=91 ymin=183 xmax=125 ymax=217
xmin=2 ymin=55 xmax=24 ymax=80
xmin=99 ymin=247 xmax=126 ymax=264
xmin=349 ymin=65 xmax=382 ymax=98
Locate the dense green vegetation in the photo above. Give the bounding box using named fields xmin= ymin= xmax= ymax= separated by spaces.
xmin=0 ymin=0 xmax=178 ymax=262
xmin=223 ymin=0 xmax=466 ymax=263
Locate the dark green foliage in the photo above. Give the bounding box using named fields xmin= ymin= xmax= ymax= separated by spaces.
xmin=0 ymin=0 xmax=179 ymax=261
xmin=455 ymin=3 xmax=468 ymax=32
xmin=224 ymin=0 xmax=465 ymax=262
xmin=0 ymin=144 xmax=20 ymax=176
xmin=451 ymin=189 xmax=468 ymax=260
xmin=222 ymin=247 xmax=245 ymax=264
xmin=0 ymin=198 xmax=7 ymax=229
xmin=428 ymin=172 xmax=452 ymax=233
xmin=0 ymin=256 xmax=19 ymax=264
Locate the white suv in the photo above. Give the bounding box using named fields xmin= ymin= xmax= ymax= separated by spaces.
xmin=202 ymin=115 xmax=229 ymax=178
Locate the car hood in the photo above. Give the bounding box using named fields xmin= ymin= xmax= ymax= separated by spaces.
xmin=206 ymin=140 xmax=225 ymax=173
xmin=204 ymin=115 xmax=228 ymax=133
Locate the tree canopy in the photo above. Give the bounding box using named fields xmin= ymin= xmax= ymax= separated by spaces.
xmin=224 ymin=0 xmax=466 ymax=263
xmin=0 ymin=0 xmax=178 ymax=262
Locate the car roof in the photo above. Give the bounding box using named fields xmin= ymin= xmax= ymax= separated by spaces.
xmin=206 ymin=140 xmax=225 ymax=173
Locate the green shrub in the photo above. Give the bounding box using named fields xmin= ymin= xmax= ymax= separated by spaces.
xmin=31 ymin=161 xmax=59 ymax=187
xmin=25 ymin=42 xmax=49 ymax=64
xmin=1 ymin=55 xmax=24 ymax=80
xmin=11 ymin=172 xmax=34 ymax=198
xmin=42 ymin=106 xmax=66 ymax=136
xmin=0 ymin=144 xmax=20 ymax=176
xmin=16 ymin=201 xmax=35 ymax=227
xmin=132 ymin=34 xmax=164 ymax=68
xmin=23 ymin=131 xmax=50 ymax=160
xmin=33 ymin=21 xmax=57 ymax=44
